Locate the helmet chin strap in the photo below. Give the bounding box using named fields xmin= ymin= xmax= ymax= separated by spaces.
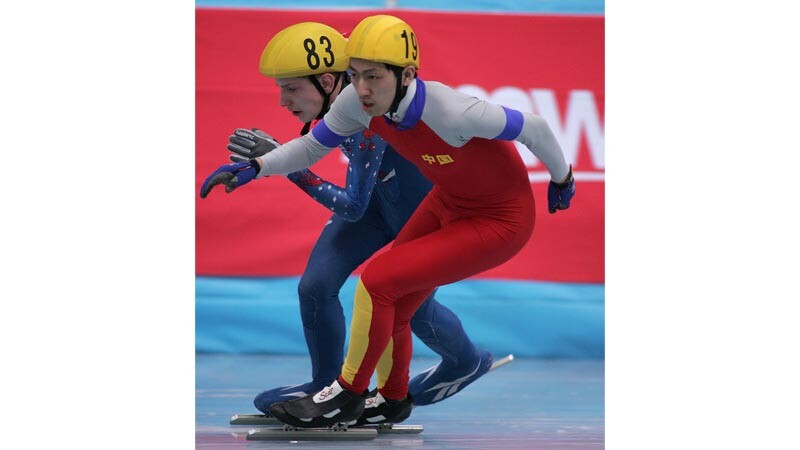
xmin=387 ymin=65 xmax=408 ymax=118
xmin=301 ymin=73 xmax=346 ymax=136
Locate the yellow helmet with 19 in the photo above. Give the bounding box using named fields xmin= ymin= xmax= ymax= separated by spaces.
xmin=345 ymin=15 xmax=420 ymax=69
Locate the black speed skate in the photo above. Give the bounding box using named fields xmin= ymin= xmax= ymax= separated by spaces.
xmin=269 ymin=380 xmax=367 ymax=428
xmin=355 ymin=390 xmax=413 ymax=426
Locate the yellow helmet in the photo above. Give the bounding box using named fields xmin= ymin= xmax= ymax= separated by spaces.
xmin=346 ymin=15 xmax=420 ymax=69
xmin=259 ymin=22 xmax=349 ymax=78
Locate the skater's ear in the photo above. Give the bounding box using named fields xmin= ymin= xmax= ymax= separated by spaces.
xmin=317 ymin=73 xmax=338 ymax=94
xmin=401 ymin=66 xmax=416 ymax=86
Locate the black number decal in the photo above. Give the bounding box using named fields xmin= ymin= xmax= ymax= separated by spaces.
xmin=305 ymin=36 xmax=335 ymax=70
xmin=400 ymin=30 xmax=417 ymax=60
xmin=304 ymin=38 xmax=320 ymax=70
xmin=320 ymin=35 xmax=334 ymax=68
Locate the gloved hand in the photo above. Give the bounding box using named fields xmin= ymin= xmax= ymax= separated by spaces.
xmin=227 ymin=128 xmax=280 ymax=163
xmin=199 ymin=160 xmax=260 ymax=199
xmin=548 ymin=165 xmax=575 ymax=214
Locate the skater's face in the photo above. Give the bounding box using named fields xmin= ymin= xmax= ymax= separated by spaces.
xmin=275 ymin=74 xmax=337 ymax=123
xmin=349 ymin=58 xmax=415 ymax=117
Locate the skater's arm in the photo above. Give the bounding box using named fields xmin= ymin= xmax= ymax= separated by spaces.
xmin=286 ymin=136 xmax=386 ymax=221
xmin=460 ymin=98 xmax=570 ymax=183
xmin=459 ymin=97 xmax=575 ymax=213
xmin=254 ymin=133 xmax=333 ymax=177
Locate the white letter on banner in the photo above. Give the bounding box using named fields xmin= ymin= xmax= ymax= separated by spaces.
xmin=456 ymin=84 xmax=489 ymax=102
xmin=531 ymin=89 xmax=605 ymax=169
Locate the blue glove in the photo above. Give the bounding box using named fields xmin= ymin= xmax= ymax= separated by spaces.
xmin=199 ymin=160 xmax=259 ymax=199
xmin=547 ymin=165 xmax=575 ymax=214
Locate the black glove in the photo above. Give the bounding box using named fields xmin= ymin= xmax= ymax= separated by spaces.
xmin=227 ymin=128 xmax=280 ymax=163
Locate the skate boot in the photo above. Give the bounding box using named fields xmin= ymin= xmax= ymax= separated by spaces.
xmin=253 ymin=380 xmax=329 ymax=415
xmin=354 ymin=390 xmax=413 ymax=426
xmin=269 ymin=380 xmax=367 ymax=428
xmin=408 ymin=349 xmax=493 ymax=405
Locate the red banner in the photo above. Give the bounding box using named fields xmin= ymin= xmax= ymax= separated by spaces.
xmin=196 ymin=8 xmax=604 ymax=283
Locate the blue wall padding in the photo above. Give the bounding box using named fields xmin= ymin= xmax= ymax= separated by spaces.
xmin=197 ymin=276 xmax=604 ymax=359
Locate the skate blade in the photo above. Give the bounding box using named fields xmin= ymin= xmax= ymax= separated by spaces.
xmin=230 ymin=414 xmax=279 ymax=426
xmin=246 ymin=427 xmax=377 ymax=441
xmin=233 ymin=414 xmax=423 ymax=435
xmin=373 ymin=423 xmax=424 ymax=434
xmin=490 ymin=353 xmax=514 ymax=371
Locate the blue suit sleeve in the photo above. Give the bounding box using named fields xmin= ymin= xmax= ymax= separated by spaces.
xmin=286 ymin=133 xmax=387 ymax=222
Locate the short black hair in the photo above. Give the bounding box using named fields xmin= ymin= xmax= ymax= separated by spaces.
xmin=385 ymin=63 xmax=418 ymax=78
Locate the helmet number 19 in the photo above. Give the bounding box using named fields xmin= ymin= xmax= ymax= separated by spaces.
xmin=400 ymin=30 xmax=417 ymax=61
xmin=303 ymin=36 xmax=335 ymax=70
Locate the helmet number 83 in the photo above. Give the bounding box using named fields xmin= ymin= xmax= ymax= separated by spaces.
xmin=303 ymin=36 xmax=334 ymax=70
xmin=400 ymin=30 xmax=417 ymax=60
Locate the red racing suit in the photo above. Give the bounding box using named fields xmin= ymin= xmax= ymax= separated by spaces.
xmin=256 ymin=78 xmax=570 ymax=399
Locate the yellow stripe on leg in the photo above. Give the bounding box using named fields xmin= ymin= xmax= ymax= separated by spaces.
xmin=375 ymin=337 xmax=394 ymax=389
xmin=341 ymin=279 xmax=373 ymax=385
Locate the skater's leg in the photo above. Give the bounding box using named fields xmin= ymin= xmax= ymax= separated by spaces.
xmin=338 ymin=195 xmax=442 ymax=398
xmin=410 ymin=294 xmax=476 ymax=367
xmin=340 ymin=208 xmax=532 ymax=400
xmin=407 ymin=295 xmax=494 ymax=405
xmin=253 ymin=211 xmax=391 ymax=413
xmin=387 ymin=181 xmax=492 ymax=405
